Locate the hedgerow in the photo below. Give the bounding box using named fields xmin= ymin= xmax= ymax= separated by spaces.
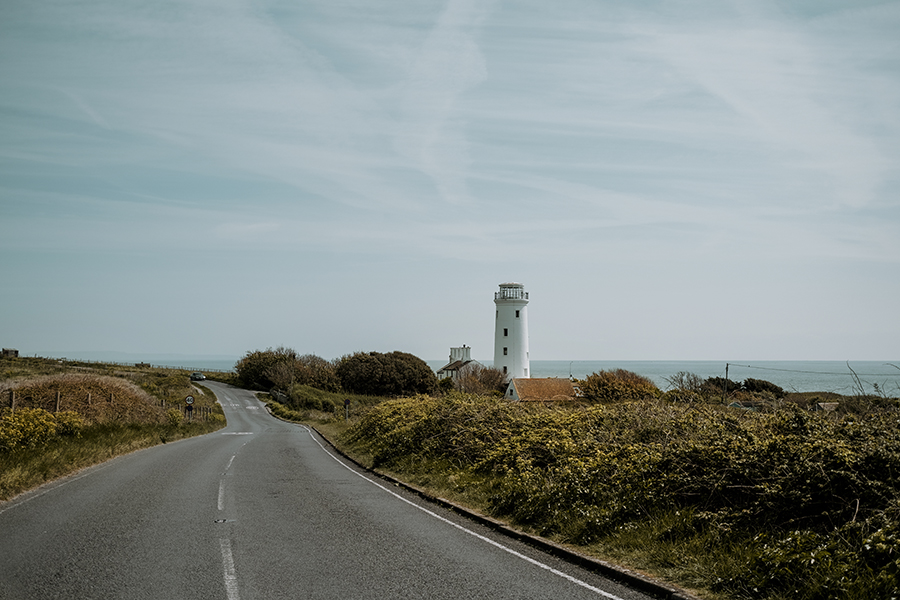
xmin=267 ymin=400 xmax=308 ymax=422
xmin=344 ymin=393 xmax=900 ymax=599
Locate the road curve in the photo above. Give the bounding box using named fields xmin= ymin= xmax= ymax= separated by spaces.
xmin=0 ymin=382 xmax=656 ymax=600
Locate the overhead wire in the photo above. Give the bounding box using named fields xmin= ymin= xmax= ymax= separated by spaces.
xmin=725 ymin=363 xmax=900 ymax=377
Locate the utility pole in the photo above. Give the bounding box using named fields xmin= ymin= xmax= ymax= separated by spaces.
xmin=723 ymin=363 xmax=729 ymax=404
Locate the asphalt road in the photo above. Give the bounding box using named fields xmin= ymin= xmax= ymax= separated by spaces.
xmin=0 ymin=382 xmax=658 ymax=600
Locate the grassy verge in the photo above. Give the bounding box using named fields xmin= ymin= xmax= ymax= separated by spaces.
xmin=266 ymin=383 xmax=390 ymax=421
xmin=0 ymin=419 xmax=224 ymax=502
xmin=1 ymin=356 xmax=228 ymax=502
xmin=289 ymin=392 xmax=900 ymax=600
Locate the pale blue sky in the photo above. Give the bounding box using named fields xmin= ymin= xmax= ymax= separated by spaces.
xmin=1 ymin=0 xmax=898 ymax=362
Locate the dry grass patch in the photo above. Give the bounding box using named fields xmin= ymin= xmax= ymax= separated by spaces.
xmin=1 ymin=373 xmax=165 ymax=424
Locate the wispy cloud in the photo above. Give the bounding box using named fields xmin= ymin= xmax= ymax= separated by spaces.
xmin=649 ymin=3 xmax=893 ymax=209
xmin=393 ymin=0 xmax=491 ymax=205
xmin=1 ymin=0 xmax=898 ymax=359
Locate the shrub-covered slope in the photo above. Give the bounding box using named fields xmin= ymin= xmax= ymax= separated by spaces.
xmin=345 ymin=394 xmax=900 ymax=599
xmin=1 ymin=373 xmax=166 ymax=424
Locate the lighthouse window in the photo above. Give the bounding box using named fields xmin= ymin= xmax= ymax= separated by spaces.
xmin=503 ymin=328 xmax=508 ymax=337
xmin=503 ymin=347 xmax=508 ymax=355
xmin=515 ymin=310 xmax=519 ymax=318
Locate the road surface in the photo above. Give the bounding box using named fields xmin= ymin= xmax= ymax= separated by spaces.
xmin=0 ymin=382 xmax=658 ymax=600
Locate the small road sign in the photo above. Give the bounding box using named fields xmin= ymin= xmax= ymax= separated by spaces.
xmin=186 ymin=395 xmax=195 ymax=405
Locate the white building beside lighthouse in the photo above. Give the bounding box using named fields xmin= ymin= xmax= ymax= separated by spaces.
xmin=493 ymin=282 xmax=530 ymax=379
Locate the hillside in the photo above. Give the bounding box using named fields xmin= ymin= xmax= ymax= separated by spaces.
xmin=0 ymin=356 xmax=226 ymax=500
xmin=2 ymin=373 xmax=165 ymax=424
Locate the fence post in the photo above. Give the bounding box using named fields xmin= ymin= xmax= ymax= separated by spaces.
xmin=56 ymin=391 xmax=61 ymax=413
xmin=87 ymin=392 xmax=91 ymax=406
xmin=9 ymin=390 xmax=14 ymax=415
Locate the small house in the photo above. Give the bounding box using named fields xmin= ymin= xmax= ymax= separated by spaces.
xmin=1 ymin=348 xmax=19 ymax=358
xmin=436 ymin=345 xmax=480 ymax=381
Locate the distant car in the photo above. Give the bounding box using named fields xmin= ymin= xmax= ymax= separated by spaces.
xmin=190 ymin=372 xmax=206 ymax=381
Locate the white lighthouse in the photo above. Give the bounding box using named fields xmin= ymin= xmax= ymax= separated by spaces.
xmin=493 ymin=282 xmax=530 ymax=379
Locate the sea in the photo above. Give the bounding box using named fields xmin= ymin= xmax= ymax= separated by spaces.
xmin=428 ymin=359 xmax=900 ymax=395
xmin=32 ymin=352 xmax=900 ymax=395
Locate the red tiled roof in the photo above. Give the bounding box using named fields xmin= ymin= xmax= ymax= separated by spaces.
xmin=509 ymin=378 xmax=576 ymax=401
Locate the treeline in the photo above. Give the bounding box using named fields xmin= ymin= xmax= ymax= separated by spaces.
xmin=234 ymin=347 xmax=438 ymax=397
xmin=580 ymin=368 xmax=899 ymax=414
xmin=579 ymin=369 xmax=789 ymax=404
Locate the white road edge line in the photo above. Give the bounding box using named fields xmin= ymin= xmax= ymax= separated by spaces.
xmin=302 ymin=426 xmax=625 ymax=600
xmin=220 ymin=537 xmax=241 ymax=600
xmin=0 ymin=461 xmax=114 ymax=516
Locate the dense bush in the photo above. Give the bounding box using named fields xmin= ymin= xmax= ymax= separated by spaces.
xmin=235 ymin=347 xmax=297 ymax=390
xmin=700 ymin=376 xmax=742 ymax=398
xmin=0 ymin=408 xmax=84 ymax=452
xmin=665 ymin=372 xmax=787 ymax=405
xmin=345 ymin=395 xmax=900 ymax=599
xmin=294 ymin=354 xmax=341 ymax=392
xmin=579 ymin=369 xmax=660 ymax=402
xmin=235 ymin=348 xmax=340 ymax=392
xmin=743 ymin=377 xmax=786 ymax=398
xmin=166 ymin=408 xmax=184 ymax=426
xmin=335 ymin=351 xmax=436 ymax=396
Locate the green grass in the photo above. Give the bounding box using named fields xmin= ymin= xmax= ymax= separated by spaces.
xmin=264 ymin=384 xmax=390 ymax=423
xmin=288 ymin=383 xmax=389 ymax=411
xmin=0 ymin=419 xmax=225 ymax=501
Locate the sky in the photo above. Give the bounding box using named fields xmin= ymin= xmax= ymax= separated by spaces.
xmin=1 ymin=0 xmax=899 ymax=363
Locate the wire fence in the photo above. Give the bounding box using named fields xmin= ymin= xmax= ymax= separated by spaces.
xmin=32 ymin=357 xmax=233 ymax=373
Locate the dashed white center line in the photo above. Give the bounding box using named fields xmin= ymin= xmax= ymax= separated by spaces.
xmin=219 ymin=538 xmax=240 ymax=600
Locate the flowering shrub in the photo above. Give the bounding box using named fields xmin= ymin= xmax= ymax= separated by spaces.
xmin=578 ymin=369 xmax=661 ymax=402
xmin=346 ymin=393 xmax=900 ymax=599
xmin=0 ymin=408 xmax=59 ymax=451
xmin=166 ymin=408 xmax=184 ymax=426
xmin=53 ymin=411 xmax=84 ymax=437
